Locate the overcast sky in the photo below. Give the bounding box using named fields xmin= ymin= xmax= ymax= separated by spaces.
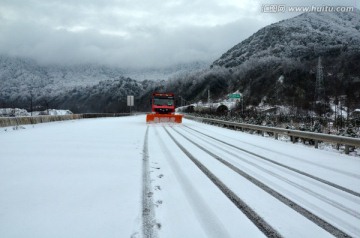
xmin=0 ymin=0 xmax=357 ymax=68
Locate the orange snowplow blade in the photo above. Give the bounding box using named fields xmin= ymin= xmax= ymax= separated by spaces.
xmin=146 ymin=114 xmax=183 ymax=123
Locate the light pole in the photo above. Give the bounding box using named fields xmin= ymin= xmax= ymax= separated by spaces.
xmin=242 ymin=96 xmax=244 ymax=115
xmin=180 ymin=96 xmax=188 ymax=107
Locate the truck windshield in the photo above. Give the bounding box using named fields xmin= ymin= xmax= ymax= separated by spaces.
xmin=154 ymin=98 xmax=174 ymax=106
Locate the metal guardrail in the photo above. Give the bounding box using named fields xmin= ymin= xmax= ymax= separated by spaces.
xmin=81 ymin=113 xmax=130 ymax=118
xmin=185 ymin=115 xmax=360 ymax=155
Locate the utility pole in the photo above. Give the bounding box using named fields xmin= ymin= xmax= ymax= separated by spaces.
xmin=207 ymin=89 xmax=211 ymax=104
xmin=208 ymin=89 xmax=211 ymax=112
xmin=315 ymin=57 xmax=325 ymax=103
xmin=314 ymin=57 xmax=326 ymax=119
xmin=180 ymin=96 xmax=184 ymax=107
xmin=242 ymin=96 xmax=244 ymax=115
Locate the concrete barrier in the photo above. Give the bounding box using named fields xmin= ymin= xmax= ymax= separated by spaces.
xmin=0 ymin=113 xmax=131 ymax=128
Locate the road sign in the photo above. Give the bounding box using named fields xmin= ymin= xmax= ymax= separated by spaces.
xmin=228 ymin=93 xmax=241 ymax=99
xmin=127 ymin=95 xmax=134 ymax=106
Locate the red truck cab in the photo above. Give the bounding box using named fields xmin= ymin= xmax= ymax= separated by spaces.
xmin=151 ymin=92 xmax=175 ymax=114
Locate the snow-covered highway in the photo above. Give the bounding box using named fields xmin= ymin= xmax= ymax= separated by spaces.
xmin=1 ymin=115 xmax=359 ymax=238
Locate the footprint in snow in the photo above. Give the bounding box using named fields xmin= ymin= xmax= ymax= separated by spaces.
xmin=155 ymin=200 xmax=163 ymax=207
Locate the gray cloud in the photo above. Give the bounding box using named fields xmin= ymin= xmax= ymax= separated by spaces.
xmin=0 ymin=0 xmax=356 ymax=68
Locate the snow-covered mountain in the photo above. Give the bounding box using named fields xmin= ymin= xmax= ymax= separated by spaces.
xmin=0 ymin=55 xmax=207 ymax=96
xmin=0 ymin=56 xmax=126 ymax=104
xmin=0 ymin=54 xmax=207 ymax=111
xmin=212 ymin=11 xmax=360 ymax=68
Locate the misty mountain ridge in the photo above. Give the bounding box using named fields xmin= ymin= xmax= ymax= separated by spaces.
xmin=0 ymin=54 xmax=208 ymax=87
xmin=123 ymin=61 xmax=209 ymax=81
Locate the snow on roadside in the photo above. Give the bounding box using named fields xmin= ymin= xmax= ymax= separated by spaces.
xmin=0 ymin=108 xmax=73 ymax=117
xmin=0 ymin=108 xmax=30 ymax=117
xmin=32 ymin=109 xmax=73 ymax=116
xmin=0 ymin=116 xmax=145 ymax=238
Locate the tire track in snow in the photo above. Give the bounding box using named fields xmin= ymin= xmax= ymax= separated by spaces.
xmin=180 ymin=126 xmax=360 ymax=212
xmin=154 ymin=127 xmax=231 ymax=238
xmin=163 ymin=127 xmax=283 ymax=238
xmin=186 ymin=125 xmax=360 ymax=180
xmin=184 ymin=125 xmax=360 ymax=198
xmin=142 ymin=126 xmax=158 ymax=238
xmin=171 ymin=127 xmax=352 ymax=238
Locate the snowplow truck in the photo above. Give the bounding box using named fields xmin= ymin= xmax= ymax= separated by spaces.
xmin=146 ymin=92 xmax=183 ymax=123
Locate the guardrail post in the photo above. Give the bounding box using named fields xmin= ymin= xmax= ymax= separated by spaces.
xmin=275 ymin=133 xmax=278 ymax=140
xmin=345 ymin=145 xmax=349 ymax=154
xmin=315 ymin=140 xmax=318 ymax=149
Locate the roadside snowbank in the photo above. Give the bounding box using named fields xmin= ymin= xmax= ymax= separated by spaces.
xmin=0 ymin=108 xmax=72 ymax=117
